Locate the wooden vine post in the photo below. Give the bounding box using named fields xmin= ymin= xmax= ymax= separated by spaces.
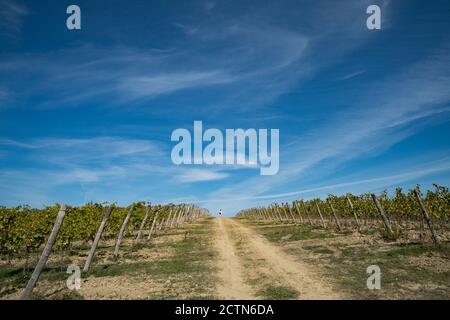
xmin=294 ymin=202 xmax=304 ymax=223
xmin=277 ymin=205 xmax=284 ymax=222
xmin=413 ymin=188 xmax=440 ymax=245
xmin=177 ymin=210 xmax=184 ymax=226
xmin=190 ymin=207 xmax=196 ymax=221
xmin=273 ymin=205 xmax=282 ymax=222
xmin=177 ymin=206 xmax=184 ymax=224
xmin=264 ymin=209 xmax=270 ymax=220
xmin=176 ymin=206 xmax=185 ymax=226
xmin=170 ymin=206 xmax=182 ymax=228
xmin=165 ymin=209 xmax=173 ymax=229
xmin=346 ymin=196 xmax=361 ymax=231
xmin=21 ymin=205 xmax=67 ymax=300
xmin=183 ymin=205 xmax=189 ymax=223
xmin=170 ymin=207 xmax=180 ymax=228
xmin=182 ymin=206 xmax=189 ymax=224
xmin=84 ymin=205 xmax=114 ymax=271
xmin=135 ymin=206 xmax=150 ymax=241
xmin=286 ymin=203 xmax=297 ymax=224
xmin=278 ymin=205 xmax=288 ymax=222
xmin=315 ymin=202 xmax=327 ymax=228
xmin=275 ymin=205 xmax=281 ymax=221
xmin=147 ymin=209 xmax=160 ymax=240
xmin=170 ymin=207 xmax=179 ymax=227
xmin=371 ymin=194 xmax=394 ymax=235
xmin=302 ymin=201 xmax=313 ymax=225
xmin=283 ymin=204 xmax=291 ymax=222
xmin=276 ymin=204 xmax=289 ymax=223
xmin=158 ymin=217 xmax=165 ymax=231
xmin=327 ymin=199 xmax=343 ymax=232
xmin=274 ymin=205 xmax=282 ymax=221
xmin=264 ymin=208 xmax=271 ymax=220
xmin=193 ymin=207 xmax=198 ymax=220
xmin=259 ymin=209 xmax=265 ymax=220
xmin=178 ymin=205 xmax=185 ymax=223
xmin=269 ymin=208 xmax=276 ymax=221
xmin=171 ymin=207 xmax=179 ymax=224
xmin=185 ymin=205 xmax=193 ymax=222
xmin=183 ymin=207 xmax=189 ymax=223
xmin=264 ymin=208 xmax=274 ymax=220
xmin=113 ymin=205 xmax=134 ymax=257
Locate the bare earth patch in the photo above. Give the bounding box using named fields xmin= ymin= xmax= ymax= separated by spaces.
xmin=213 ymin=217 xmax=343 ymax=299
xmin=213 ymin=217 xmax=255 ymax=299
xmin=228 ymin=218 xmax=343 ymax=299
xmin=79 ymin=275 xmax=164 ymax=299
xmin=243 ymin=219 xmax=450 ymax=299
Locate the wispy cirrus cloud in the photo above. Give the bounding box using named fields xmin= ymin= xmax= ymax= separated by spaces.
xmin=0 ymin=137 xmax=163 ymax=163
xmin=0 ymin=0 xmax=28 ymax=38
xmin=0 ymin=0 xmax=373 ymax=112
xmin=190 ymin=159 xmax=450 ymax=204
xmin=1 ymin=0 xmax=449 ymax=213
xmin=177 ymin=168 xmax=229 ymax=182
xmin=119 ymin=71 xmax=235 ymax=101
xmin=339 ymin=69 xmax=365 ymax=81
xmin=0 ymin=29 xmax=306 ymax=111
xmin=0 ymin=135 xmax=232 ymax=206
xmin=198 ymin=44 xmax=450 ymax=213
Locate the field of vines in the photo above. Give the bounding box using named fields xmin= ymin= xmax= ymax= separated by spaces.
xmin=0 ymin=202 xmax=206 ymax=299
xmin=0 ymin=184 xmax=449 ymax=300
xmin=237 ymin=184 xmax=450 ymax=244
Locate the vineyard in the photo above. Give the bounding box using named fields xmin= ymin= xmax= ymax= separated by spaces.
xmin=231 ymin=184 xmax=450 ymax=299
xmin=0 ymin=202 xmax=208 ymax=299
xmin=0 ymin=184 xmax=449 ymax=300
xmin=237 ymin=185 xmax=450 ymax=244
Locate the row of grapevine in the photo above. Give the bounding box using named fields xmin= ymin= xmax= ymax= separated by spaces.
xmin=0 ymin=202 xmax=205 ymax=261
xmin=237 ymin=184 xmax=449 ymax=243
xmin=0 ymin=201 xmax=209 ymax=299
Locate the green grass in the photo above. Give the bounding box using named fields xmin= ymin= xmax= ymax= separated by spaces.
xmin=257 ymin=285 xmax=299 ymax=300
xmin=86 ymin=217 xmax=218 ymax=299
xmin=0 ymin=264 xmax=86 ymax=299
xmin=241 ymin=220 xmax=341 ymax=242
xmin=303 ymin=245 xmax=334 ymax=255
xmin=308 ymin=241 xmax=450 ymax=299
xmin=0 ymin=263 xmax=70 ymax=289
xmin=239 ymin=218 xmax=450 ymax=299
xmin=87 ymin=219 xmax=217 ymax=279
xmin=0 ymin=217 xmax=218 ymax=299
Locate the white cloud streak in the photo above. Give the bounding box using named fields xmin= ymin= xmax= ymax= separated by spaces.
xmin=177 ymin=168 xmax=229 ymax=182
xmin=198 ymin=44 xmax=450 ymax=213
xmin=191 ymin=161 xmax=450 ymax=204
xmin=119 ymin=71 xmax=235 ymax=101
xmin=0 ymin=0 xmax=28 ymax=38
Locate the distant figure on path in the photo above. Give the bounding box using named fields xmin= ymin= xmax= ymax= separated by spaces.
xmin=219 ymin=209 xmax=222 ymax=216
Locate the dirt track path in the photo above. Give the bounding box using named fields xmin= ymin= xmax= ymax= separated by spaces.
xmin=214 ymin=217 xmax=255 ymax=299
xmin=214 ymin=217 xmax=343 ymax=300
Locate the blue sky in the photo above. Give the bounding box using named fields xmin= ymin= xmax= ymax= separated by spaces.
xmin=0 ymin=0 xmax=449 ymax=215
